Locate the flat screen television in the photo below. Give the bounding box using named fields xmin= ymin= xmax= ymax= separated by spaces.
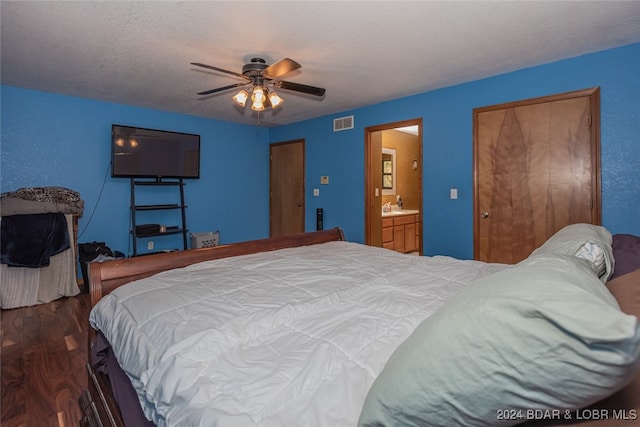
xmin=111 ymin=124 xmax=200 ymax=179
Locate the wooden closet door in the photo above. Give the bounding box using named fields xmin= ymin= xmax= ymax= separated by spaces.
xmin=270 ymin=140 xmax=305 ymax=237
xmin=474 ymin=88 xmax=601 ymax=264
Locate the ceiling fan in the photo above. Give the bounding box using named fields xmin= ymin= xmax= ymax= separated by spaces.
xmin=191 ymin=57 xmax=326 ymax=111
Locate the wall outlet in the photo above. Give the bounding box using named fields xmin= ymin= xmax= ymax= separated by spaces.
xmin=148 ymin=241 xmax=154 ymax=250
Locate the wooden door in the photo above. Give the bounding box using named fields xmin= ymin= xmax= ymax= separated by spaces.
xmin=270 ymin=140 xmax=305 ymax=237
xmin=474 ymin=88 xmax=601 ymax=264
xmin=366 ymin=131 xmax=383 ymax=247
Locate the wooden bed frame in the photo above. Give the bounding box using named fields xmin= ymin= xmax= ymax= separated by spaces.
xmin=80 ymin=228 xmax=345 ymax=427
xmin=79 ymin=228 xmax=640 ymax=427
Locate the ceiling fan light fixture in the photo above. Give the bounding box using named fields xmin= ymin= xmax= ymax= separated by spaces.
xmin=268 ymin=90 xmax=284 ymax=108
xmin=251 ymin=86 xmax=266 ymax=103
xmin=232 ymin=89 xmax=249 ymax=107
xmin=192 ymin=57 xmax=325 ymax=117
xmin=251 ymin=100 xmax=265 ymax=111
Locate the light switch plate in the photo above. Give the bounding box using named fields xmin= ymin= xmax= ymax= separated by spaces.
xmin=450 ymin=188 xmax=458 ymax=199
xmin=313 ymin=188 xmax=320 ymax=196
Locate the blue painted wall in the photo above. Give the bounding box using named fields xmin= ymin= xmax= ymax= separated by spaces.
xmin=271 ymin=42 xmax=640 ymax=259
xmin=1 ymin=87 xmax=271 ymax=255
xmin=2 ymin=43 xmax=638 ymax=261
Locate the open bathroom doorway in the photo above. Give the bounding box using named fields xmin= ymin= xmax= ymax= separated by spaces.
xmin=365 ymin=119 xmax=423 ymax=254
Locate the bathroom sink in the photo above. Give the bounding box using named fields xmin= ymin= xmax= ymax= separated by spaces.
xmin=382 ymin=209 xmax=419 ymax=217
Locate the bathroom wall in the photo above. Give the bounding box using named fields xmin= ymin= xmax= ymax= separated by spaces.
xmin=381 ymin=130 xmax=421 ymax=210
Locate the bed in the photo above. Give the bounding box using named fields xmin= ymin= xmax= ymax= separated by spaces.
xmin=81 ymin=225 xmax=640 ymax=427
xmin=0 ymin=187 xmax=84 ymax=309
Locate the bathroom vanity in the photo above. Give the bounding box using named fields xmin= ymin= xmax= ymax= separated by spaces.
xmin=381 ymin=210 xmax=420 ymax=253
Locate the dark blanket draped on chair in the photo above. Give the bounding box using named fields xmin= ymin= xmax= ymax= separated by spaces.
xmin=1 ymin=212 xmax=70 ymax=268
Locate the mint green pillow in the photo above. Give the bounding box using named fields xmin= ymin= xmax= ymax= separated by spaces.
xmin=359 ymin=255 xmax=640 ymax=427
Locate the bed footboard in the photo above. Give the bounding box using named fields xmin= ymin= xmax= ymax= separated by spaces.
xmin=88 ymin=227 xmax=345 ymax=308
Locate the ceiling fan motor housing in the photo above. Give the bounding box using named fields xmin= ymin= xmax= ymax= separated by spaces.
xmin=242 ymin=58 xmax=268 ymax=77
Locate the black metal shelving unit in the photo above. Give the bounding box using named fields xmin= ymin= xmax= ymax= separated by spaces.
xmin=130 ymin=178 xmax=188 ymax=256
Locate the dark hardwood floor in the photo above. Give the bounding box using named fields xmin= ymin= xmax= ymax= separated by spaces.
xmin=1 ymin=293 xmax=90 ymax=427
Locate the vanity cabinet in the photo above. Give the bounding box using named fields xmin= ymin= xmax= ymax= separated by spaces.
xmin=382 ymin=214 xmax=419 ymax=253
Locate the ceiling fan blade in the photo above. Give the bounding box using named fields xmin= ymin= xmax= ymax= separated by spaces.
xmin=197 ymin=82 xmax=249 ymax=96
xmin=191 ymin=62 xmax=249 ymax=80
xmin=274 ymin=80 xmax=326 ymax=96
xmin=264 ymin=58 xmax=301 ymax=79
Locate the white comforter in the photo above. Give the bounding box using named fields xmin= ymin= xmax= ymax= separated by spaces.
xmin=90 ymin=241 xmax=506 ymax=427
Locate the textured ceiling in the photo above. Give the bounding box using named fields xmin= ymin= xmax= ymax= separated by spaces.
xmin=2 ymin=1 xmax=640 ymax=127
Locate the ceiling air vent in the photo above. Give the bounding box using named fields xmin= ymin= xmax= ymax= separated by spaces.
xmin=333 ymin=116 xmax=354 ymax=132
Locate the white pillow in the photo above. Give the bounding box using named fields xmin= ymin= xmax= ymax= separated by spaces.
xmin=575 ymin=242 xmax=607 ymax=277
xmin=359 ymin=254 xmax=640 ymax=427
xmin=529 ymin=223 xmax=614 ymax=282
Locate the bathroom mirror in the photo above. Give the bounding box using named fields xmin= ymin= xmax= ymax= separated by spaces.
xmin=382 ymin=147 xmax=396 ymax=195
